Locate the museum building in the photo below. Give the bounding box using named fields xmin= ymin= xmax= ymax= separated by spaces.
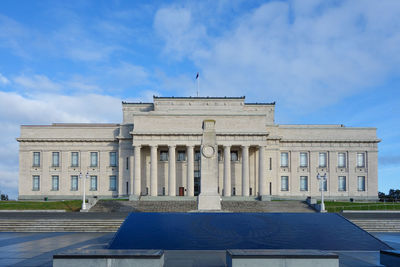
xmin=17 ymin=96 xmax=379 ymax=200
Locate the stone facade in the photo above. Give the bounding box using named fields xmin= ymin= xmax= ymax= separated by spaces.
xmin=17 ymin=96 xmax=380 ymax=200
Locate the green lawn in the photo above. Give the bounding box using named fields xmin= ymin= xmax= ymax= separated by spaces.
xmin=0 ymin=200 xmax=83 ymax=212
xmin=319 ymin=201 xmax=400 ymax=212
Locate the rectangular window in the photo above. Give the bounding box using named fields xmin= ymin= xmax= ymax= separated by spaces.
xmin=269 ymin=158 xmax=272 ymax=170
xmin=338 ymin=176 xmax=346 ymax=191
xmin=319 ymin=179 xmax=327 ymax=191
xmin=177 ymin=151 xmax=186 ymax=161
xmin=126 ymin=157 xmax=129 ymax=170
xmin=33 ymin=152 xmax=40 ymax=167
xmin=71 ymin=152 xmax=79 ymax=167
xmin=52 ymin=175 xmax=59 ymax=191
xmin=109 ymin=175 xmax=117 ymax=191
xmin=281 ymin=152 xmax=288 ymax=167
xmin=338 ymin=153 xmax=346 ymax=168
xmin=160 ymin=151 xmax=168 ymax=161
xmin=32 ymin=175 xmax=40 ymax=191
xmin=71 ymin=175 xmax=78 ymax=191
xmin=319 ymin=152 xmax=327 ymax=168
xmin=300 ymin=152 xmax=308 ymax=167
xmin=218 ymin=150 xmax=222 ymax=161
xmin=194 ymin=170 xmax=201 ymax=178
xmin=281 ymin=176 xmax=289 ymax=191
xmin=90 ymin=176 xmax=98 ymax=191
xmin=109 ymin=152 xmax=117 ymax=167
xmin=90 ymin=152 xmax=98 ymax=167
xmin=300 ymin=176 xmax=308 ymax=191
xmin=52 ymin=152 xmax=60 ymax=167
xmin=194 ymin=151 xmax=201 ymax=161
xmin=231 ymin=151 xmax=239 ymax=162
xmin=357 ymin=153 xmax=365 ymax=168
xmin=358 ymin=176 xmax=366 ymax=191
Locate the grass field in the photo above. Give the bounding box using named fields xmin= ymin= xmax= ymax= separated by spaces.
xmin=0 ymin=200 xmax=83 ymax=212
xmin=320 ymin=201 xmax=400 ymax=212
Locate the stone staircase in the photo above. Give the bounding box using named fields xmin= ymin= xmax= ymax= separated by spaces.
xmin=90 ymin=200 xmax=315 ymax=213
xmin=348 ymin=219 xmax=400 ymax=232
xmin=0 ymin=219 xmax=123 ymax=232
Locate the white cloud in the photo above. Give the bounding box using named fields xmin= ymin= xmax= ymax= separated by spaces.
xmin=154 ymin=0 xmax=400 ymax=111
xmin=14 ymin=74 xmax=63 ymax=92
xmin=0 ymin=73 xmax=10 ymax=85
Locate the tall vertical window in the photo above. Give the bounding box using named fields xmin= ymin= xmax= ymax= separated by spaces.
xmin=109 ymin=175 xmax=117 ymax=191
xmin=281 ymin=152 xmax=289 ymax=167
xmin=217 ymin=150 xmax=222 ymax=161
xmin=177 ymin=151 xmax=186 ymax=161
xmin=231 ymin=151 xmax=239 ymax=162
xmin=109 ymin=152 xmax=117 ymax=167
xmin=319 ymin=152 xmax=327 ymax=168
xmin=126 ymin=157 xmax=129 ymax=170
xmin=52 ymin=175 xmax=59 ymax=191
xmin=338 ymin=153 xmax=346 ymax=168
xmin=90 ymin=176 xmax=97 ymax=191
xmin=357 ymin=153 xmax=365 ymax=168
xmin=32 ymin=175 xmax=40 ymax=191
xmin=338 ymin=176 xmax=346 ymax=191
xmin=71 ymin=152 xmax=79 ymax=167
xmin=281 ymin=176 xmax=289 ymax=191
xmin=300 ymin=176 xmax=308 ymax=191
xmin=300 ymin=152 xmax=308 ymax=167
xmin=160 ymin=151 xmax=168 ymax=161
xmin=52 ymin=152 xmax=60 ymax=167
xmin=71 ymin=175 xmax=78 ymax=191
xmin=358 ymin=176 xmax=366 ymax=191
xmin=33 ymin=152 xmax=40 ymax=167
xmin=319 ymin=179 xmax=327 ymax=191
xmin=90 ymin=152 xmax=98 ymax=167
xmin=195 ymin=151 xmax=201 ymax=161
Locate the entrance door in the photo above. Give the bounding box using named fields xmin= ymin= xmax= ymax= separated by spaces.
xmin=179 ymin=187 xmax=184 ymax=196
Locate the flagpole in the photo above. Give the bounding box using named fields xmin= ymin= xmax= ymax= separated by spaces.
xmin=197 ymin=75 xmax=199 ymax=97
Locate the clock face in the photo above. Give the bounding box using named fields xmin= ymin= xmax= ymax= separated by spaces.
xmin=202 ymin=145 xmax=215 ymax=158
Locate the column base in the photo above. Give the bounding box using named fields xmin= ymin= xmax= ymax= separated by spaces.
xmin=197 ymin=194 xmax=221 ymax=210
xmin=129 ymin=195 xmax=140 ymax=201
xmin=260 ymin=195 xmax=272 ymax=201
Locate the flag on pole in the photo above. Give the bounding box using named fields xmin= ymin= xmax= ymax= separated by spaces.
xmin=196 ymin=72 xmax=199 ymax=79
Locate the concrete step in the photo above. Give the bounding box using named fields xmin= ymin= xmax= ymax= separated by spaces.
xmin=349 ymin=219 xmax=400 ymax=232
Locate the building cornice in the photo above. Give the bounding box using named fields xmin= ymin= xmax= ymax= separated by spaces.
xmin=16 ymin=138 xmax=117 ymax=143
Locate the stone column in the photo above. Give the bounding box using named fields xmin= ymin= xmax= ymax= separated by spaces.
xmin=223 ymin=145 xmax=231 ymax=196
xmin=168 ymin=145 xmax=176 ymax=196
xmin=187 ymin=145 xmax=194 ymax=197
xmin=242 ymin=145 xmax=250 ymax=196
xmin=150 ymin=145 xmax=158 ymax=196
xmin=259 ymin=145 xmax=267 ymax=196
xmin=133 ymin=145 xmax=141 ymax=196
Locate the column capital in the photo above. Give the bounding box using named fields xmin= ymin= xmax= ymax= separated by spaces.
xmin=150 ymin=145 xmax=158 ymax=148
xmin=186 ymin=144 xmax=194 ymax=148
xmin=223 ymin=145 xmax=231 ymax=148
xmin=168 ymin=145 xmax=176 ymax=148
xmin=132 ymin=144 xmax=142 ymax=148
xmin=241 ymin=145 xmax=250 ymax=149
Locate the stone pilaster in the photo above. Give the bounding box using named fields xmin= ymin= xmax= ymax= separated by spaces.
xmin=168 ymin=145 xmax=176 ymax=196
xmin=223 ymin=145 xmax=231 ymax=196
xmin=150 ymin=145 xmax=158 ymax=196
xmin=242 ymin=145 xmax=249 ymax=196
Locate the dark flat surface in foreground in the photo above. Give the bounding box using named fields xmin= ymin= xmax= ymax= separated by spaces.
xmin=109 ymin=212 xmax=391 ymax=250
xmin=1 ymin=232 xmax=399 ymax=266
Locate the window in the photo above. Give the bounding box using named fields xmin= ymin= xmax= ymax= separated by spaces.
xmin=319 ymin=179 xmax=327 ymax=191
xmin=126 ymin=157 xmax=129 ymax=170
xmin=160 ymin=151 xmax=168 ymax=161
xmin=231 ymin=151 xmax=239 ymax=161
xmin=300 ymin=176 xmax=308 ymax=191
xmin=52 ymin=175 xmax=59 ymax=191
xmin=32 ymin=175 xmax=40 ymax=191
xmin=33 ymin=152 xmax=40 ymax=167
xmin=269 ymin=158 xmax=272 ymax=170
xmin=194 ymin=151 xmax=201 ymax=161
xmin=281 ymin=176 xmax=289 ymax=191
xmin=358 ymin=176 xmax=365 ymax=191
xmin=300 ymin=152 xmax=308 ymax=167
xmin=281 ymin=152 xmax=288 ymax=167
xmin=71 ymin=175 xmax=78 ymax=191
xmin=90 ymin=152 xmax=98 ymax=167
xmin=109 ymin=152 xmax=117 ymax=167
xmin=52 ymin=152 xmax=60 ymax=167
xmin=357 ymin=153 xmax=365 ymax=168
xmin=177 ymin=151 xmax=186 ymax=161
xmin=109 ymin=175 xmax=117 ymax=191
xmin=338 ymin=176 xmax=346 ymax=191
xmin=71 ymin=152 xmax=79 ymax=167
xmin=338 ymin=153 xmax=346 ymax=168
xmin=194 ymin=170 xmax=201 ymax=178
xmin=218 ymin=150 xmax=222 ymax=161
xmin=319 ymin=152 xmax=327 ymax=168
xmin=90 ymin=176 xmax=98 ymax=191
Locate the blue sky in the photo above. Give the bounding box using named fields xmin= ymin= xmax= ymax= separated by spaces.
xmin=0 ymin=0 xmax=399 ymax=199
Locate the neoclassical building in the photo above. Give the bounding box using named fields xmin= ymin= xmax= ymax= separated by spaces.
xmin=18 ymin=96 xmax=379 ymax=200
